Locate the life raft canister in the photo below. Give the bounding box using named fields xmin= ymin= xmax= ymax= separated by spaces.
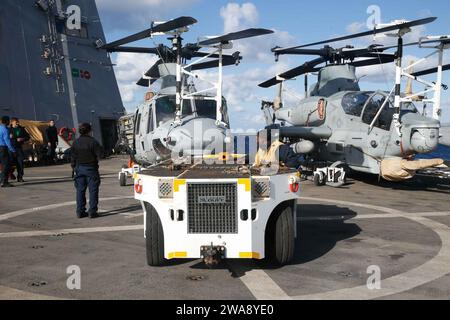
xmin=59 ymin=127 xmax=76 ymax=142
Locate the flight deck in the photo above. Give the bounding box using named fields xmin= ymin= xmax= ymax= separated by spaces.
xmin=1 ymin=156 xmax=449 ymax=300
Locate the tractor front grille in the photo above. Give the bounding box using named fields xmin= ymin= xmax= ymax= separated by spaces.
xmin=187 ymin=183 xmax=237 ymax=234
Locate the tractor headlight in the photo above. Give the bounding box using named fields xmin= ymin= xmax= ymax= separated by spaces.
xmin=252 ymin=178 xmax=270 ymax=199
xmin=158 ymin=179 xmax=174 ymax=198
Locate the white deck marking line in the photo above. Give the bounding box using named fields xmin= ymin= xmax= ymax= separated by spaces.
xmin=0 ymin=196 xmax=134 ymax=222
xmin=2 ymin=196 xmax=449 ymax=299
xmin=298 ymin=211 xmax=450 ymax=221
xmin=291 ymin=216 xmax=450 ymax=300
xmin=122 ymin=213 xmax=143 ymax=219
xmin=0 ymin=285 xmax=64 ymax=300
xmin=23 ymin=173 xmax=117 ymax=180
xmin=227 ymin=261 xmax=292 ymax=300
xmin=0 ymin=225 xmax=143 ymax=238
xmin=299 ymin=197 xmax=403 ymax=214
xmin=231 ymin=197 xmax=450 ymax=300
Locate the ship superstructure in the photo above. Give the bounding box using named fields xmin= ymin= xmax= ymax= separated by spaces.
xmin=0 ymin=0 xmax=125 ymax=152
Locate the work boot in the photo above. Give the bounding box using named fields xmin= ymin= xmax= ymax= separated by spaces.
xmin=77 ymin=212 xmax=88 ymax=219
xmin=1 ymin=182 xmax=14 ymax=188
xmin=88 ymin=212 xmax=99 ymax=219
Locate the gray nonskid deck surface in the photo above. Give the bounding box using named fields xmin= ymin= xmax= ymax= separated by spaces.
xmin=1 ymin=156 xmax=449 ymax=300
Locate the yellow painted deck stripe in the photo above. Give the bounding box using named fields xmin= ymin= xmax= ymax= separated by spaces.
xmin=238 ymin=178 xmax=251 ymax=192
xmin=173 ymin=179 xmax=186 ymax=192
xmin=167 ymin=252 xmax=187 ymax=259
xmin=239 ymin=252 xmax=261 ymax=259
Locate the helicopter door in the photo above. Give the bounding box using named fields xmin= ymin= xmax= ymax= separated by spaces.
xmin=144 ymin=106 xmax=156 ymax=161
xmin=134 ymin=108 xmax=145 ymax=158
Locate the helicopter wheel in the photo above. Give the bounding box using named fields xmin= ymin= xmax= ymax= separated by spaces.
xmin=330 ymin=161 xmax=348 ymax=186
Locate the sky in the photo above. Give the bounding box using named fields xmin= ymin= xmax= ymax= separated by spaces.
xmin=95 ymin=0 xmax=450 ymax=129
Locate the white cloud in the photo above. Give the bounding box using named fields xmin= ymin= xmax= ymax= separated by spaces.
xmin=346 ymin=21 xmax=366 ymax=34
xmin=197 ymin=2 xmax=299 ymax=129
xmin=220 ymin=3 xmax=259 ymax=34
xmin=95 ymin=0 xmax=199 ymax=31
xmin=112 ymin=52 xmax=159 ymax=106
xmin=218 ymin=2 xmax=296 ymax=63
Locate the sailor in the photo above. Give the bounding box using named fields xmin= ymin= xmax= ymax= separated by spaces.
xmin=45 ymin=119 xmax=58 ymax=164
xmin=0 ymin=116 xmax=16 ymax=188
xmin=71 ymin=123 xmax=102 ymax=219
xmin=254 ymin=129 xmax=302 ymax=170
xmin=10 ymin=118 xmax=30 ymax=182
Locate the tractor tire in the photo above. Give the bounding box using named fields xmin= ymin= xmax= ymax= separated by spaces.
xmin=265 ymin=202 xmax=295 ymax=265
xmin=119 ymin=172 xmax=127 ymax=187
xmin=313 ymin=172 xmax=325 ymax=186
xmin=145 ymin=202 xmax=166 ymax=266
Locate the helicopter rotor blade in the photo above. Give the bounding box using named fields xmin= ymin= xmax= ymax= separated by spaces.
xmin=189 ymin=51 xmax=241 ymax=60
xmin=272 ymin=45 xmax=395 ymax=62
xmin=144 ymin=59 xmax=164 ymax=78
xmin=106 ymin=46 xmax=161 ymax=54
xmin=274 ymin=17 xmax=436 ymax=52
xmin=349 ymin=55 xmax=396 ymax=68
xmin=136 ymin=78 xmax=158 ymax=87
xmin=198 ymin=28 xmax=274 ymax=46
xmin=411 ymin=63 xmax=450 ymax=77
xmin=102 ymin=16 xmax=197 ymax=50
xmin=190 ymin=56 xmax=241 ymax=70
xmin=137 ymin=60 xmax=166 ymax=87
xmin=258 ymin=57 xmax=326 ymax=88
xmin=352 ymin=52 xmax=396 ymax=60
xmin=270 ymin=48 xmax=328 ymax=56
xmin=372 ymin=36 xmax=450 ymax=52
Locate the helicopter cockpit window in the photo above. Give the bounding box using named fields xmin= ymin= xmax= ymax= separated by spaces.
xmin=401 ymin=102 xmax=419 ymax=115
xmin=221 ymin=98 xmax=230 ymax=124
xmin=155 ymin=96 xmax=192 ymax=126
xmin=135 ymin=112 xmax=142 ymax=135
xmin=193 ymin=100 xmax=217 ymax=119
xmin=147 ymin=107 xmax=153 ymax=134
xmin=362 ymin=93 xmax=394 ymax=131
xmin=341 ymin=92 xmax=372 ymax=116
xmin=192 ymin=98 xmax=229 ymax=124
xmin=155 ymin=96 xmax=229 ymax=127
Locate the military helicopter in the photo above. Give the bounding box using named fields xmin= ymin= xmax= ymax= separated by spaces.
xmin=99 ymin=17 xmax=273 ymax=166
xmin=258 ymin=17 xmax=450 ymax=185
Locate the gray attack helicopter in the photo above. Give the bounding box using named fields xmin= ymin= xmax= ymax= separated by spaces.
xmin=258 ymin=17 xmax=450 ymax=186
xmin=100 ymin=17 xmax=273 ymax=166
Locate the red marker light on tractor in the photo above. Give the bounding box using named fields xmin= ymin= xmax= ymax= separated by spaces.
xmin=134 ymin=179 xmax=143 ymax=194
xmin=288 ymin=176 xmax=300 ymax=193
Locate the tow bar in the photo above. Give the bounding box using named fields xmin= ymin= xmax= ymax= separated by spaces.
xmin=200 ymin=244 xmax=226 ymax=267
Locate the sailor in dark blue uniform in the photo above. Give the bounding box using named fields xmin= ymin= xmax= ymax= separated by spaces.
xmin=0 ymin=116 xmax=16 ymax=188
xmin=71 ymin=123 xmax=102 ymax=219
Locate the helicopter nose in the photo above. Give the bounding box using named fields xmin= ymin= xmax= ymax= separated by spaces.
xmin=167 ymin=118 xmax=228 ymax=157
xmin=401 ymin=113 xmax=440 ymax=154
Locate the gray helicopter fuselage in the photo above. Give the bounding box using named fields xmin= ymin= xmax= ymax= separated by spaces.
xmin=132 ymin=94 xmax=229 ymax=165
xmin=277 ymin=90 xmax=441 ymax=174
